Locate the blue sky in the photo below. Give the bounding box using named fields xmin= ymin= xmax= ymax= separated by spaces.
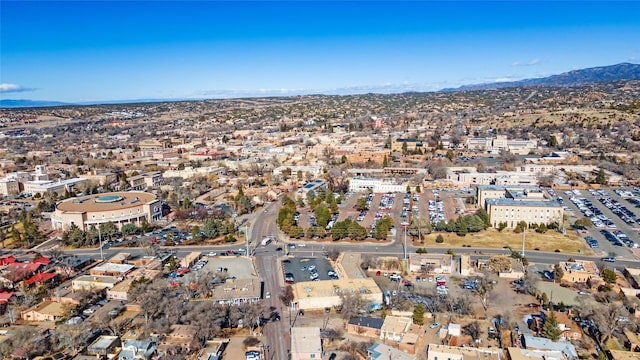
xmin=1 ymin=1 xmax=639 ymax=102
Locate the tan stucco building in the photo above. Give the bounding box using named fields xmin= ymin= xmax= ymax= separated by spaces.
xmin=292 ymin=278 xmax=382 ymax=310
xmin=51 ymin=191 xmax=162 ymax=231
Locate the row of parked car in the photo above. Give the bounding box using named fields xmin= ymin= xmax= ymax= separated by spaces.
xmin=568 ymin=195 xmax=615 ymax=228
xmin=595 ymin=192 xmax=636 ymax=225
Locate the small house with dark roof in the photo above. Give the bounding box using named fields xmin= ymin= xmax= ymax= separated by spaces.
xmin=347 ymin=316 xmax=384 ymax=338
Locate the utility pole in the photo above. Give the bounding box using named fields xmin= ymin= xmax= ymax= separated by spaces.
xmin=245 ymin=225 xmax=250 ymax=256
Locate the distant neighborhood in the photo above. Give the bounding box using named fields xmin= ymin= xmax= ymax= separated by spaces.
xmin=0 ymin=81 xmax=638 ymax=359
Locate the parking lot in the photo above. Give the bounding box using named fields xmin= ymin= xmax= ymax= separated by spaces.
xmin=282 ymin=257 xmax=336 ymax=283
xmin=555 ymin=188 xmax=637 ymax=260
xmin=176 ymin=255 xmax=258 ymax=281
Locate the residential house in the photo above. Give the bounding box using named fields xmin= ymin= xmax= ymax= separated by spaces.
xmin=87 ymin=336 xmax=121 ymax=356
xmin=558 ymin=260 xmax=601 ymax=286
xmin=399 ymin=323 xmax=427 ymax=355
xmin=427 ymin=344 xmax=503 ymax=360
xmin=157 ymin=325 xmax=199 ymax=356
xmin=71 ymin=275 xmax=120 ymax=291
xmin=608 ymin=350 xmax=640 ymax=360
xmin=347 ymin=317 xmax=384 ymax=338
xmin=380 ymin=316 xmax=412 ymax=342
xmin=21 ymin=300 xmax=65 ymax=322
xmin=506 ymin=347 xmax=569 ymax=360
xmin=24 ymin=272 xmax=57 ymax=287
xmin=623 ymin=329 xmax=640 ymax=352
xmin=367 ymin=343 xmax=415 ymax=360
xmin=529 ymin=312 xmax=582 ymax=341
xmin=118 ymin=339 xmax=157 ymax=360
xmin=521 ymin=335 xmax=578 ymax=360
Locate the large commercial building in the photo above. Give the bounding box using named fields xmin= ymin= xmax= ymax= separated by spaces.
xmin=51 ymin=191 xmax=162 ymax=231
xmin=466 ymin=135 xmax=536 ymax=155
xmin=477 ymin=185 xmax=564 ymax=229
xmin=291 ymin=277 xmax=382 ymax=310
xmin=348 ymin=177 xmax=405 ymax=193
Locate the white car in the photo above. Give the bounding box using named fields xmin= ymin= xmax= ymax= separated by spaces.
xmin=297 ymin=243 xmax=306 ymax=247
xmin=430 ymin=322 xmax=441 ymax=329
xmin=82 ymin=308 xmax=95 ymax=315
xmin=265 ymin=292 xmax=271 ymax=299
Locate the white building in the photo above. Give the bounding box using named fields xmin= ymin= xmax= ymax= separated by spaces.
xmin=23 ymin=178 xmax=87 ymax=197
xmin=349 ymin=178 xmax=406 ymax=193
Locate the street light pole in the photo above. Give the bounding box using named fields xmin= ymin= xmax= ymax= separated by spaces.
xmin=98 ymin=225 xmax=104 ymax=261
xmin=245 ymin=225 xmax=250 ymax=256
xmin=403 ymin=225 xmax=407 ymax=261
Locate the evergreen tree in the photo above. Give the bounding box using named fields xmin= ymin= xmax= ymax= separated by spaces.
xmin=476 ymin=208 xmax=491 ymax=228
xmin=595 ymin=168 xmax=607 ymax=185
xmin=602 ymin=268 xmax=617 ymax=284
xmin=552 ymin=264 xmax=564 ymax=282
xmin=413 ymin=304 xmax=425 ymax=325
xmin=541 ymin=312 xmax=562 ymax=341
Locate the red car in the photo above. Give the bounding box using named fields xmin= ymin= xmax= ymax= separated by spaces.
xmin=528 ymin=303 xmax=541 ymax=308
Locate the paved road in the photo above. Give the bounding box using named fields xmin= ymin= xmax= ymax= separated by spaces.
xmin=10 ymin=195 xmax=640 ymax=359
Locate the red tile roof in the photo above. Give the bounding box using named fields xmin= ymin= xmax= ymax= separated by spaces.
xmin=25 ymin=272 xmax=57 ymax=286
xmin=0 ymin=292 xmax=14 ymax=304
xmin=0 ymin=256 xmax=16 ymax=266
xmin=33 ymin=257 xmax=50 ymax=265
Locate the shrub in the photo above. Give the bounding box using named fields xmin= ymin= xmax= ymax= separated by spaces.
xmin=435 ymin=234 xmax=444 ymax=243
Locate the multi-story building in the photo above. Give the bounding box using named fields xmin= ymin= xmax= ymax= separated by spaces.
xmin=127 ymin=171 xmax=163 ymax=190
xmin=0 ymin=178 xmax=19 ymax=197
xmin=477 ymin=185 xmax=563 ymax=229
xmin=349 ymin=177 xmax=406 ymax=193
xmin=466 ymin=135 xmax=536 ymax=155
xmin=391 ymin=138 xmax=428 ymax=153
xmin=51 ymin=191 xmax=162 ymax=231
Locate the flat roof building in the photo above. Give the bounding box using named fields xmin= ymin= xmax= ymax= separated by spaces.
xmin=427 ymin=344 xmax=503 ymax=360
xmin=291 ymin=327 xmax=322 ymax=360
xmin=292 ymin=277 xmax=382 ymax=310
xmin=210 ymin=278 xmax=262 ymax=305
xmin=51 ymin=191 xmax=162 ymax=231
xmin=477 ymin=185 xmax=563 ymax=229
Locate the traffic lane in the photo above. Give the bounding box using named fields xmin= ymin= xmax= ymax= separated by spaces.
xmin=255 ymin=253 xmax=287 ymax=360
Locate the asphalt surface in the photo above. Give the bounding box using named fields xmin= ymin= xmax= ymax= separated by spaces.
xmin=9 ymin=189 xmax=640 ymax=360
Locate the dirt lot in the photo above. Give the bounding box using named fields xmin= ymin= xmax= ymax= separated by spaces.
xmin=419 ymin=228 xmax=589 ymax=254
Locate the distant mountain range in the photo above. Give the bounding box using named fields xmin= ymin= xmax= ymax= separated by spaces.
xmin=0 ymin=99 xmax=71 ymax=108
xmin=441 ymin=62 xmax=640 ymax=92
xmin=2 ymin=62 xmax=640 ymax=108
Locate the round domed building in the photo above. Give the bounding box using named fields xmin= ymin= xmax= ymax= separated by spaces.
xmin=51 ymin=191 xmax=162 ymax=231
